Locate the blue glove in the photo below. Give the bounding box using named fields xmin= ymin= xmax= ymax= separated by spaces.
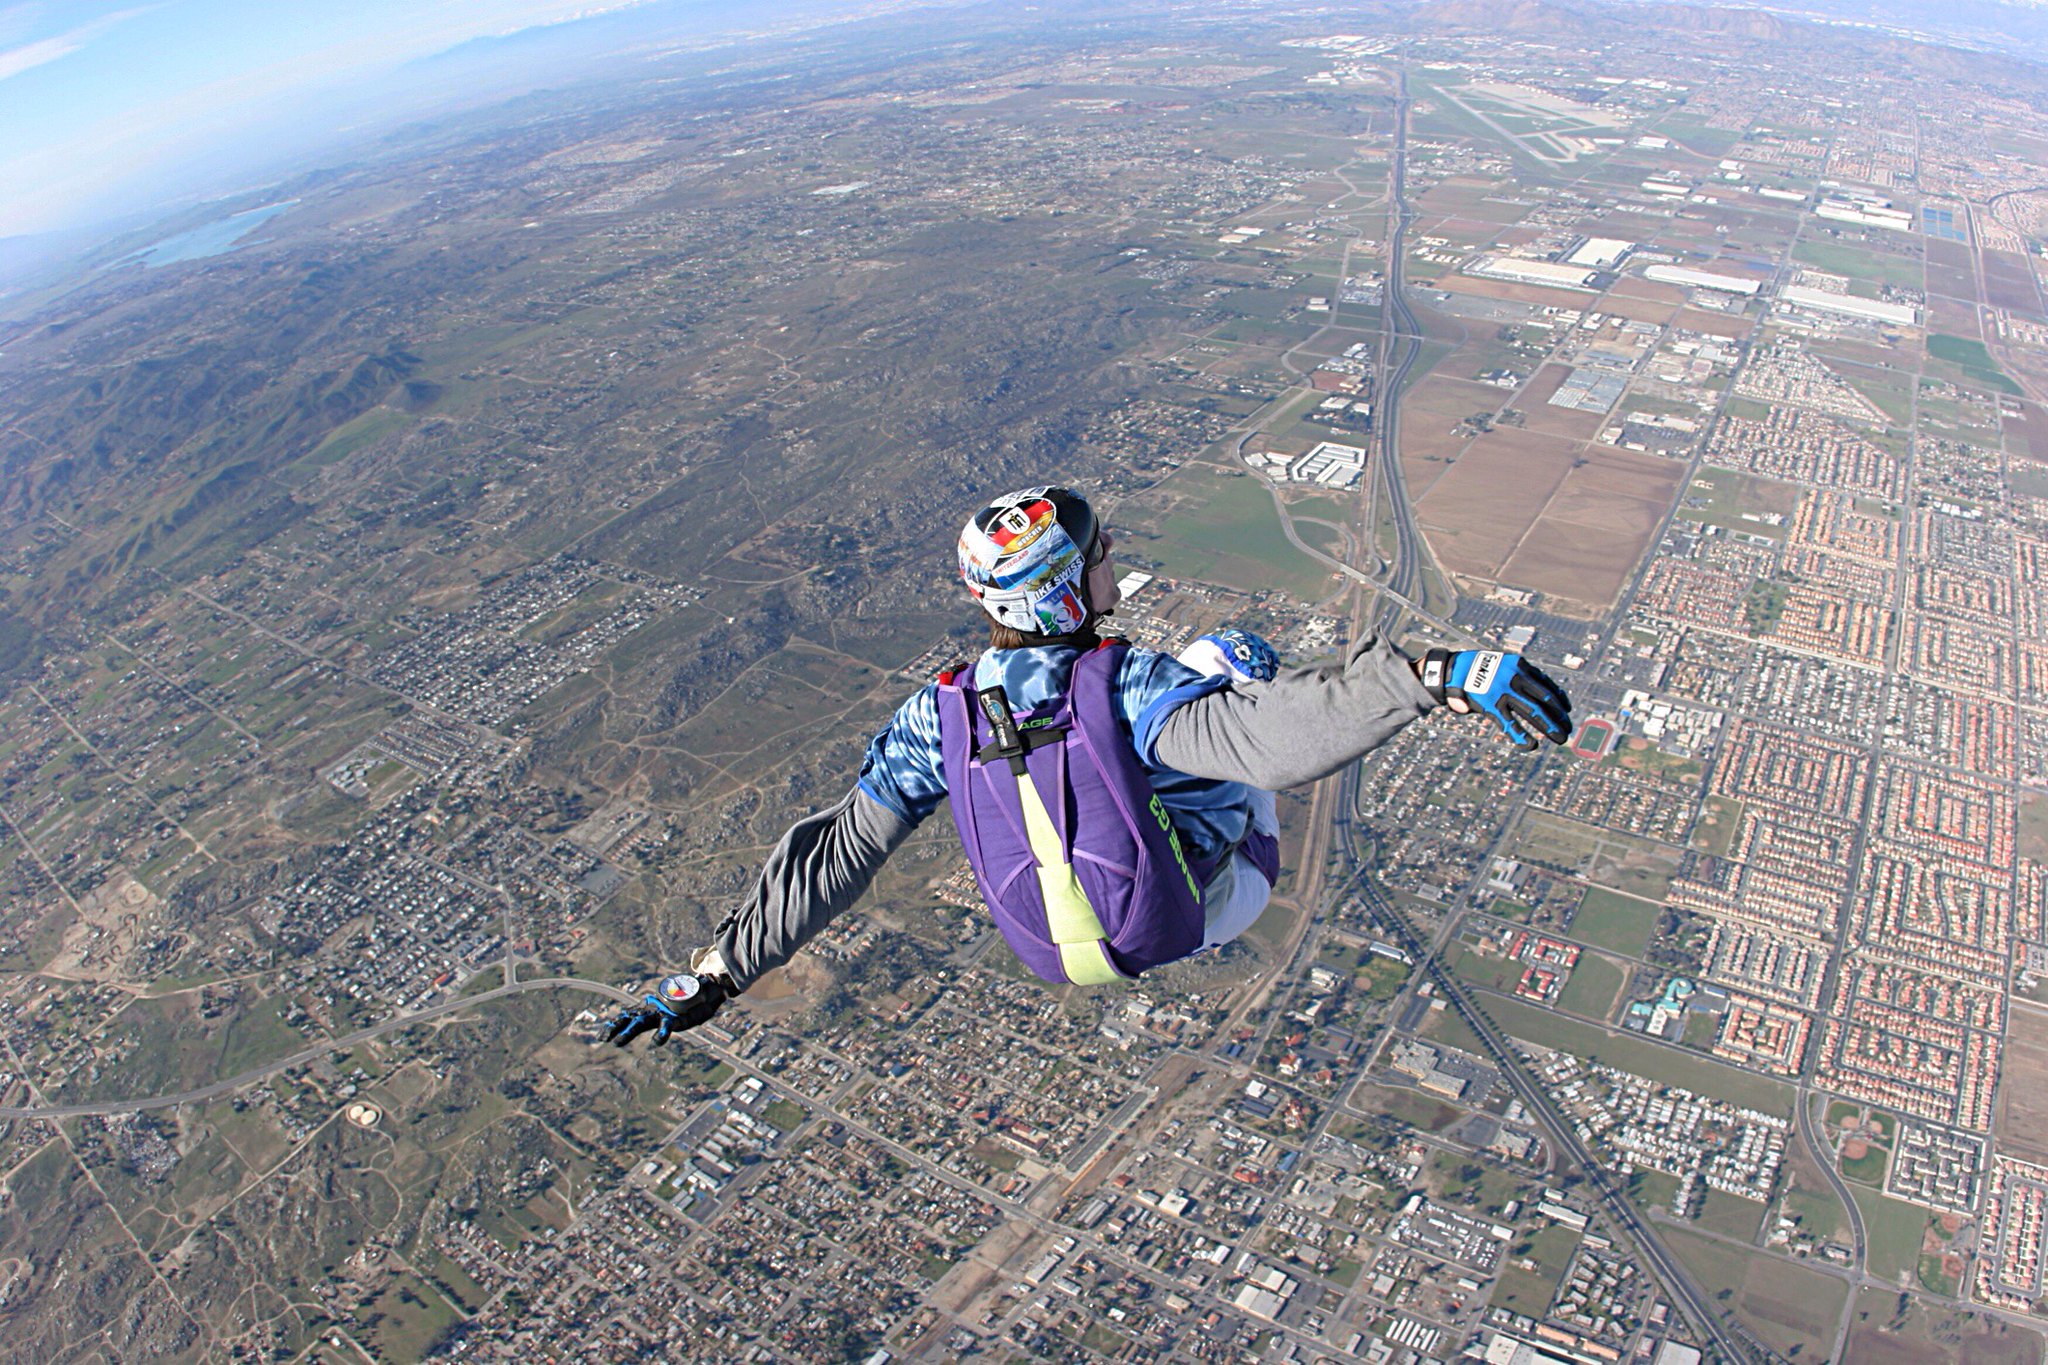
xmin=603 ymin=972 xmax=729 ymax=1047
xmin=1419 ymin=648 xmax=1572 ymax=752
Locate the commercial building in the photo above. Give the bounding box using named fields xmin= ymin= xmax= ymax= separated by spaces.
xmin=1566 ymin=236 xmax=1632 ymax=268
xmin=1469 ymin=255 xmax=1596 ymax=289
xmin=1814 ymin=198 xmax=1914 ymax=232
xmin=1778 ymin=285 xmax=1917 ymax=326
xmin=1292 ymin=440 xmax=1368 ymax=488
xmin=1643 ymin=264 xmax=1762 ymax=296
xmin=1550 ymin=367 xmax=1628 ymax=413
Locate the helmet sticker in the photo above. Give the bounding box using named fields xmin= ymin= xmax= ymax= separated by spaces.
xmin=958 ymin=487 xmax=1099 ymax=634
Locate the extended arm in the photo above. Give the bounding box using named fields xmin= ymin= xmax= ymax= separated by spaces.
xmin=604 ymin=784 xmax=915 ymax=1046
xmin=608 ymin=687 xmax=946 ymax=1046
xmin=1151 ymin=630 xmax=1438 ymax=789
xmin=707 ymin=785 xmax=917 ymax=991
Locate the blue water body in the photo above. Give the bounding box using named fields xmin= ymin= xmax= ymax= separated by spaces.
xmin=1920 ymin=206 xmax=1968 ymax=243
xmin=130 ymin=200 xmax=297 ymax=267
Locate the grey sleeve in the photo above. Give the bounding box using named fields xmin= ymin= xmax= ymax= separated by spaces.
xmin=1151 ymin=631 xmax=1438 ymax=790
xmin=709 ymin=786 xmax=918 ymax=992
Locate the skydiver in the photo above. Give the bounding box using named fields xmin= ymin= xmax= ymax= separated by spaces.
xmin=605 ymin=485 xmax=1571 ymax=1046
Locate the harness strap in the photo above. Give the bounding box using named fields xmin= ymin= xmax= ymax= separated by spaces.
xmin=965 ymin=679 xmax=1122 ymax=985
xmin=1016 ymin=773 xmax=1123 ymax=985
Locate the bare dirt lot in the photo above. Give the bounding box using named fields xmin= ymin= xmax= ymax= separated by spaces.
xmin=1414 ymin=428 xmax=1579 ymax=579
xmin=1477 ymin=444 xmax=1676 ymax=608
xmin=1845 ymin=1290 xmax=2043 ymax=1365
xmin=1671 ymin=306 xmax=1754 ymax=338
xmin=1997 ymin=1000 xmax=2048 ymax=1163
xmin=1597 ymin=278 xmax=1684 ymax=324
xmin=1437 ymin=274 xmax=1597 ymax=312
xmin=2007 ymin=404 xmax=2048 ymax=465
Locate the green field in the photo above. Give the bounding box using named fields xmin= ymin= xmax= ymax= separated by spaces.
xmin=1792 ymin=239 xmax=1923 ymax=290
xmin=1573 ymin=887 xmax=1660 ymax=958
xmin=1653 ymin=116 xmax=1746 ymax=158
xmin=1418 ymin=997 xmax=1491 ymax=1057
xmin=1841 ymin=1142 xmax=1890 ymax=1186
xmin=1855 ymin=1186 xmax=1932 ymax=1284
xmin=1558 ymin=951 xmax=1625 ymax=1023
xmin=1672 ymin=1227 xmax=1850 ymax=1359
xmin=1355 ymin=1083 xmax=1464 ymax=1134
xmin=1482 ymin=996 xmax=1794 ymax=1115
xmin=1675 ymin=466 xmax=1803 ymax=542
xmin=1844 ymin=372 xmax=1915 ymax=426
xmin=1919 ymin=1252 xmax=1960 ymax=1298
xmin=296 ymin=407 xmax=416 ymax=471
xmin=1494 ymin=1222 xmax=1581 ymax=1316
xmin=1782 ymin=1183 xmax=1851 ymax=1246
xmin=1929 ymin=333 xmax=2023 ymax=396
xmin=1629 ymin=1167 xmax=1682 ymax=1214
xmin=1451 ymin=941 xmax=1518 ymax=993
xmin=1148 ymin=471 xmax=1338 ymax=601
xmin=1699 ymin=1189 xmax=1767 ymax=1241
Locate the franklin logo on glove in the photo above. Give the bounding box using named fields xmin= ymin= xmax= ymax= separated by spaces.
xmin=1418 ymin=647 xmax=1572 ymax=753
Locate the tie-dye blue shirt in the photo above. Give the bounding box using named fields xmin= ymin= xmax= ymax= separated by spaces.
xmin=856 ymin=644 xmax=1259 ymax=861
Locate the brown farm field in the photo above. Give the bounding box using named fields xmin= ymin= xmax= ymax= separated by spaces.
xmin=1501 ymin=509 xmax=1654 ymax=608
xmin=1996 ymin=1000 xmax=2048 ymax=1163
xmin=2008 ymin=404 xmax=2048 ymax=465
xmin=1843 ymin=1288 xmax=2043 ymax=1365
xmin=1395 ymin=374 xmax=1501 ymax=499
xmin=1414 ymin=428 xmax=1579 ymax=579
xmin=1437 ymin=274 xmax=1598 ymax=311
xmin=1420 ymin=437 xmax=1677 ymax=610
xmin=1597 ymin=279 xmax=1684 ymax=324
xmin=1987 ymin=250 xmax=2046 ymax=317
xmin=1671 ymin=306 xmax=1754 ymax=338
xmin=1927 ymin=291 xmax=1984 ymax=336
xmin=1925 ymin=263 xmax=1982 ymax=306
xmin=1926 ymin=237 xmax=1975 ymax=273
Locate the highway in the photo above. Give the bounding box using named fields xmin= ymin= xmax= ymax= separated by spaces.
xmin=1375 ymin=70 xmax=1427 ymax=632
xmin=0 ymin=977 xmax=635 ymax=1121
xmin=1336 ymin=831 xmax=1775 ymax=1365
xmin=1332 ymin=68 xmax=1772 ymax=1365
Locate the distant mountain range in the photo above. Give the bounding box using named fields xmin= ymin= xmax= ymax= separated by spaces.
xmin=1393 ymin=0 xmax=2045 ymax=70
xmin=1603 ymin=0 xmax=2048 ymax=58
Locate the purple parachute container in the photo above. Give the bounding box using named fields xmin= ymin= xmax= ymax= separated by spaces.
xmin=936 ymin=641 xmax=1218 ymax=984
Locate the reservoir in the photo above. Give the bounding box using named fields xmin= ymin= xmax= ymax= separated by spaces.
xmin=130 ymin=200 xmax=297 ymax=267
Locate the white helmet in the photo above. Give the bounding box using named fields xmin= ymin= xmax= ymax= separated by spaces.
xmin=957 ymin=487 xmax=1103 ymax=636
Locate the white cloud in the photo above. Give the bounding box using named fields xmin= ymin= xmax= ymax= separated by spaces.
xmin=0 ymin=32 xmax=84 ymax=80
xmin=0 ymin=8 xmax=147 ymax=84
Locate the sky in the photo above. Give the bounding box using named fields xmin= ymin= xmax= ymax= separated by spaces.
xmin=0 ymin=0 xmax=679 ymax=240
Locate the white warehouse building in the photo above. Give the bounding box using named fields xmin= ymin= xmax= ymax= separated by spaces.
xmin=1778 ymin=285 xmax=1917 ymax=326
xmin=1643 ymin=264 xmax=1763 ymax=296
